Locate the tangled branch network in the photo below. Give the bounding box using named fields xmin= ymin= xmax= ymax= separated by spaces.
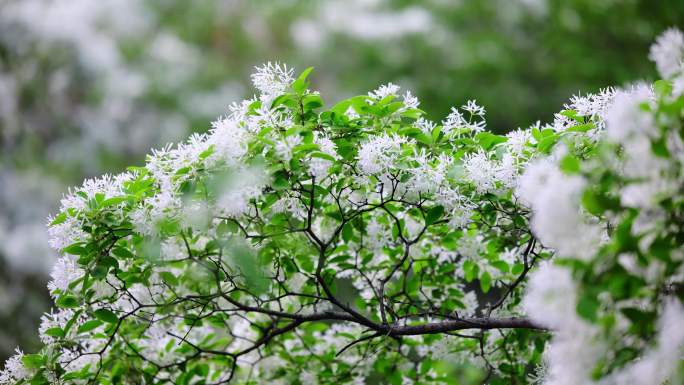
xmin=2 ymin=30 xmax=684 ymax=385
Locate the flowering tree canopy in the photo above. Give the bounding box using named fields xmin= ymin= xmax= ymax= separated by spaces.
xmin=2 ymin=29 xmax=684 ymax=385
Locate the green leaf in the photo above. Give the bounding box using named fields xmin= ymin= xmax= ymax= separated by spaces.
xmin=44 ymin=327 xmax=65 ymax=338
xmin=56 ymin=295 xmax=80 ymax=308
xmin=531 ymin=126 xmax=542 ymax=141
xmin=511 ymin=263 xmax=524 ymax=276
xmin=653 ymin=79 xmax=672 ymax=98
xmin=567 ymin=122 xmax=595 ymax=132
xmin=651 ymin=138 xmax=670 ymax=158
xmin=112 ymin=247 xmax=135 ymax=259
xmin=63 ymin=243 xmax=87 ymax=255
xmin=303 ymin=93 xmax=324 ymax=110
xmin=425 ymin=205 xmax=445 ymax=226
xmin=559 ymin=154 xmax=580 ymax=174
xmin=292 ymin=67 xmax=314 ymax=94
xmin=199 ymin=145 xmax=215 ymax=159
xmin=94 ymin=309 xmax=119 ymax=324
xmin=537 ymin=134 xmax=559 ymax=153
xmin=101 ymin=196 xmax=127 ymax=208
xmin=463 ymin=260 xmax=478 ymax=282
xmin=272 ymin=173 xmax=290 ymax=191
xmin=491 ymin=260 xmax=509 ymax=273
xmin=159 ymin=271 xmax=179 ymax=286
xmin=50 ymin=212 xmax=67 ymax=226
xmin=292 ymin=143 xmax=319 ymax=153
xmin=175 ymin=166 xmax=191 ymax=176
xmin=480 ymin=271 xmax=492 ymax=293
xmin=21 ymin=354 xmax=44 ymax=369
xmin=77 ymin=320 xmax=103 ymax=333
xmin=475 ymin=132 xmax=507 ymax=150
xmin=577 ymin=294 xmax=600 ymax=322
xmin=582 ymin=188 xmax=619 ymax=216
xmin=309 ymin=152 xmax=336 ymax=161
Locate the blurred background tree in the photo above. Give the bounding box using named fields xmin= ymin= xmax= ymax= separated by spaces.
xmin=0 ymin=0 xmax=682 ymax=362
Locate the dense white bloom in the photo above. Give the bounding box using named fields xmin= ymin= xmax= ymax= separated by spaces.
xmin=505 ymin=128 xmax=532 ymax=155
xmin=46 ymin=216 xmax=87 ymax=251
xmin=462 ymin=151 xmax=499 ymax=193
xmin=457 ymin=232 xmax=485 ymax=260
xmin=357 ymin=133 xmax=408 ymax=175
xmin=525 ymin=263 xmax=604 ymax=385
xmin=274 ymin=135 xmax=303 ymax=162
xmin=366 ymin=217 xmax=391 ymax=256
xmin=250 ymin=62 xmax=294 ymax=100
xmin=602 ymin=300 xmax=684 ymax=385
xmin=130 ymin=188 xmax=181 ymax=235
xmin=407 ymin=151 xmax=451 ymax=195
xmin=649 ymin=28 xmax=684 ymax=78
xmin=567 ymin=87 xmax=615 ymax=122
xmin=309 ymin=133 xmax=338 ymax=179
xmin=208 ymin=117 xmax=250 ymax=165
xmin=47 ymin=256 xmax=83 ymax=294
xmin=270 ymin=194 xmax=307 ymax=220
xmin=215 ymin=167 xmax=268 ymax=218
xmin=0 ymin=349 xmax=29 ymax=384
xmin=604 ymin=87 xmax=654 ymax=143
xmin=517 ymin=157 xmax=601 ymax=260
xmin=524 ymin=262 xmax=577 ymax=328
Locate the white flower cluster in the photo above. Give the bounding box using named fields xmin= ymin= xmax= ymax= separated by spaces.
xmin=521 ymin=28 xmax=684 ymax=385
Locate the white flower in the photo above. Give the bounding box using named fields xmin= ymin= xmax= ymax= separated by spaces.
xmin=250 ymin=62 xmax=294 ymax=99
xmin=461 ymin=290 xmax=479 ymax=315
xmin=403 ymin=90 xmax=420 ymax=109
xmin=605 ymin=88 xmax=654 ymax=144
xmin=603 ymin=300 xmax=684 ymax=385
xmin=47 ymin=216 xmax=87 ymax=251
xmin=457 ymin=232 xmax=485 ymax=260
xmin=215 ymin=167 xmax=268 ymax=218
xmin=499 ymin=248 xmax=519 ymax=265
xmin=462 ymin=100 xmax=485 ymax=116
xmin=0 ymin=349 xmax=30 ymax=384
xmin=368 ymin=82 xmax=400 ymax=100
xmin=47 ymin=255 xmax=83 ymax=294
xmin=208 ymin=117 xmax=250 ymax=166
xmin=462 ymin=150 xmax=498 ymax=193
xmin=407 ymin=151 xmax=450 ymax=195
xmin=344 ymin=105 xmax=360 ymax=119
xmin=357 ymin=133 xmax=408 ymax=175
xmin=567 ymin=87 xmax=615 ymax=122
xmin=274 ymin=135 xmax=302 ymax=162
xmin=415 ymin=117 xmax=436 ymax=134
xmin=441 ymin=107 xmax=465 ymax=134
xmin=649 ymin=28 xmax=684 ymax=78
xmin=517 ymin=157 xmax=601 ymax=260
xmin=505 ymin=129 xmax=532 ymax=155
xmin=271 ymin=194 xmax=307 ymax=220
xmin=308 ymin=133 xmax=338 ymax=179
xmin=523 ymin=262 xmax=578 ymax=329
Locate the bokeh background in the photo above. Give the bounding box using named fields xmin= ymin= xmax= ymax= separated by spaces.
xmin=1 ymin=0 xmax=682 ymax=362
